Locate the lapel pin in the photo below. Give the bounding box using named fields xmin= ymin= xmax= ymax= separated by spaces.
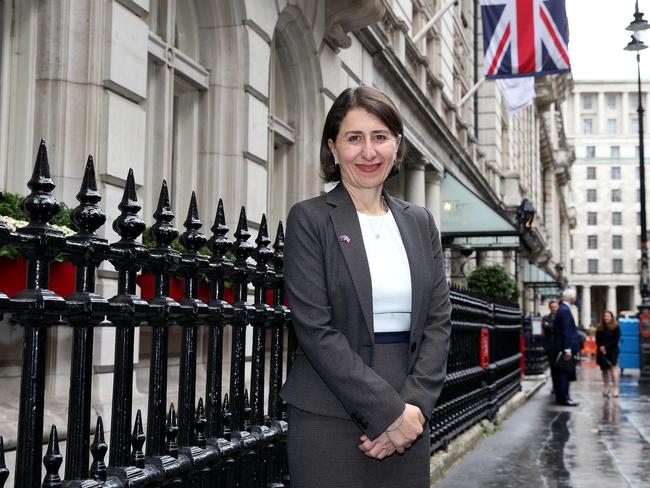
xmin=339 ymin=234 xmax=351 ymax=244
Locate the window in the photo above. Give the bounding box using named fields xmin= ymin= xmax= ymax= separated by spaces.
xmin=144 ymin=1 xmax=207 ymax=218
xmin=606 ymin=93 xmax=617 ymax=108
xmin=587 ymin=189 xmax=597 ymax=202
xmin=611 ymin=189 xmax=622 ymax=202
xmin=587 ymin=166 xmax=596 ymax=179
xmin=583 ymin=94 xmax=593 ymax=109
xmin=586 ymin=146 xmax=596 ymax=158
xmin=570 ymin=235 xmax=574 ymax=249
xmin=571 ymin=259 xmax=575 ymax=273
xmin=613 ymin=259 xmax=623 ymax=274
xmin=587 ymin=235 xmax=598 ymax=249
xmin=607 ymin=118 xmax=618 ymax=134
xmin=631 ymin=117 xmax=639 ymax=133
xmin=588 ymin=259 xmax=599 ymax=274
xmin=613 ymin=235 xmax=623 ymax=249
xmin=611 ymin=166 xmax=621 ymax=178
xmin=611 ymin=146 xmax=620 ymax=159
xmin=612 ymin=211 xmax=622 ymax=225
xmin=583 ymin=118 xmax=593 ymax=134
xmin=588 ymin=212 xmax=598 ymax=225
xmin=630 ymin=92 xmax=645 ymax=108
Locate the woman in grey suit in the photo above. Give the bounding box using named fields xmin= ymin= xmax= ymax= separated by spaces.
xmin=281 ymin=86 xmax=451 ymax=488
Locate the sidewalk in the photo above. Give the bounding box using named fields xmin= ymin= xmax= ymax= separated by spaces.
xmin=429 ymin=374 xmax=546 ymax=484
xmin=431 ymin=360 xmax=650 ymax=487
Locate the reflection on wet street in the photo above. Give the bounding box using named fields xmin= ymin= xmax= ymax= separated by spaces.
xmin=433 ymin=360 xmax=650 ymax=488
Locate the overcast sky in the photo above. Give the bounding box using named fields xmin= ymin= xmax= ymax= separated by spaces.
xmin=566 ymin=0 xmax=650 ymax=80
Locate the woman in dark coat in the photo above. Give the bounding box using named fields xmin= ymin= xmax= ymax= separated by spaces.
xmin=596 ymin=310 xmax=621 ymax=397
xmin=281 ymin=86 xmax=452 ymax=488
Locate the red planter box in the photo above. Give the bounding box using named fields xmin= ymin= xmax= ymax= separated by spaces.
xmin=0 ymin=256 xmax=76 ymax=297
xmin=136 ymin=274 xmax=234 ymax=304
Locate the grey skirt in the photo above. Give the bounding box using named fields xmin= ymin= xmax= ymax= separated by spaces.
xmin=287 ymin=343 xmax=431 ymax=488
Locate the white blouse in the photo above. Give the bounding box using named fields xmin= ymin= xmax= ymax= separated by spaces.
xmin=357 ymin=209 xmax=412 ymax=333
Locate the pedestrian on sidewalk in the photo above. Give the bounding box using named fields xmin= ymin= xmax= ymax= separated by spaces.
xmin=282 ymin=86 xmax=452 ymax=488
xmin=552 ymin=288 xmax=580 ymax=406
xmin=542 ymin=300 xmax=559 ymax=392
xmin=596 ymin=310 xmax=621 ymax=397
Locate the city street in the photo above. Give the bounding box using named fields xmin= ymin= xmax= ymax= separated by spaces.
xmin=434 ymin=361 xmax=650 ymax=488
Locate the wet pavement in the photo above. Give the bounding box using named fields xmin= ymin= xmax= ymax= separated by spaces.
xmin=434 ymin=360 xmax=650 ymax=488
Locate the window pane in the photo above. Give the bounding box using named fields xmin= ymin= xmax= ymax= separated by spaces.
xmin=587 ymin=189 xmax=597 ymax=202
xmin=588 ymin=259 xmax=599 ymax=273
xmin=611 ymin=189 xmax=621 ymax=202
xmin=606 ymin=93 xmax=616 ymax=108
xmin=587 ymin=166 xmax=596 ymax=178
xmin=607 ymin=118 xmax=617 ymax=134
xmin=586 ymin=146 xmax=596 ymax=158
xmin=611 ymin=166 xmax=621 ymax=178
xmin=583 ymin=118 xmax=593 ymax=134
xmin=631 ymin=117 xmax=639 ymax=133
xmin=588 ymin=212 xmax=598 ymax=225
xmin=611 ymin=147 xmax=620 ymax=159
xmin=613 ymin=259 xmax=623 ymax=274
xmin=612 ymin=212 xmax=622 ymax=225
xmin=613 ymin=235 xmax=623 ymax=249
xmin=583 ymin=94 xmax=593 ymax=109
xmin=587 ymin=235 xmax=598 ymax=249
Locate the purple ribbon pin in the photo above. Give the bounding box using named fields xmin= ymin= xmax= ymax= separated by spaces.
xmin=339 ymin=234 xmax=351 ymax=244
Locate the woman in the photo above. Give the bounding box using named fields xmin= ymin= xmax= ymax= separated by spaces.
xmin=596 ymin=310 xmax=621 ymax=397
xmin=281 ymin=86 xmax=451 ymax=488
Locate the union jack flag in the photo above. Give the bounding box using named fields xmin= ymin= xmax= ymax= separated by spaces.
xmin=480 ymin=0 xmax=571 ymax=79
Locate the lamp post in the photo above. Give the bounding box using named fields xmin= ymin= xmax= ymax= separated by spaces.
xmin=625 ymin=1 xmax=650 ymax=381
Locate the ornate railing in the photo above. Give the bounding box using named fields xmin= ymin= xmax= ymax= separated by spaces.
xmin=0 ymin=142 xmax=523 ymax=486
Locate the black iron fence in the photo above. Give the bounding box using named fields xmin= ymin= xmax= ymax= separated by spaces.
xmin=0 ymin=142 xmax=523 ymax=487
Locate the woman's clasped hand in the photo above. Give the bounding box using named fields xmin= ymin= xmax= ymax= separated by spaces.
xmin=358 ymin=403 xmax=425 ymax=459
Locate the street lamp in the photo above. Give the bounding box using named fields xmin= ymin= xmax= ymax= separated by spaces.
xmin=625 ymin=1 xmax=650 ymax=382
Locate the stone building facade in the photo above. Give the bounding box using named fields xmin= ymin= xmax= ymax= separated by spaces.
xmin=566 ymin=80 xmax=645 ymax=327
xmin=0 ymin=0 xmax=572 ymax=472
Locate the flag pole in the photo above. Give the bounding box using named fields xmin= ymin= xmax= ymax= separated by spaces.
xmin=457 ymin=77 xmax=486 ymax=108
xmin=412 ymin=0 xmax=459 ymax=44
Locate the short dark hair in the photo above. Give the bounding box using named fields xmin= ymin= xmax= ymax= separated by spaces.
xmin=320 ymin=86 xmax=406 ymax=183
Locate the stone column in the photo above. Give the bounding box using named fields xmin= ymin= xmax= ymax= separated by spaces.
xmin=581 ymin=285 xmax=592 ymax=328
xmin=406 ymin=161 xmax=426 ymax=206
xmin=425 ymin=168 xmax=443 ymax=227
xmin=607 ymin=285 xmax=617 ymax=314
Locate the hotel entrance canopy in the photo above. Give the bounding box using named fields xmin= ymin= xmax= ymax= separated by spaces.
xmin=440 ymin=172 xmax=520 ymax=250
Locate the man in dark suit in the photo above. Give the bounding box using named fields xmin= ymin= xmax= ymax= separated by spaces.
xmin=552 ymin=288 xmax=580 ymax=406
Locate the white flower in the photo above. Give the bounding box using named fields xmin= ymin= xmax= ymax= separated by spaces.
xmin=0 ymin=215 xmax=75 ymax=236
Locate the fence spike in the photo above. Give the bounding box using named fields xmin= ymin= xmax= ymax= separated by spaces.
xmin=0 ymin=436 xmax=9 ymax=488
xmin=150 ymin=179 xmax=178 ymax=248
xmin=254 ymin=214 xmax=273 ymax=267
xmin=22 ymin=139 xmax=61 ymax=229
xmin=112 ymin=168 xmax=146 ymax=243
xmin=273 ymin=221 xmax=285 ymax=254
xmin=166 ymin=403 xmax=179 ymax=459
xmin=90 ymin=417 xmax=108 ymax=482
xmin=208 ymin=198 xmax=230 ymax=255
xmin=222 ymin=393 xmax=232 ymax=434
xmin=70 ymin=155 xmax=106 ymax=237
xmin=130 ymin=410 xmax=146 ymax=469
xmin=42 ymin=425 xmax=62 ymax=488
xmin=233 ymin=206 xmax=251 ymax=243
xmin=179 ymin=190 xmax=207 ymax=252
xmin=195 ymin=397 xmax=207 ymax=448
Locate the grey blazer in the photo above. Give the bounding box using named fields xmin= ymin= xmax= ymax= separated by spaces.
xmin=280 ymin=183 xmax=451 ymax=440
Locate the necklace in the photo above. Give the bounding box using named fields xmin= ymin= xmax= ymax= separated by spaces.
xmin=366 ymin=213 xmax=387 ymax=239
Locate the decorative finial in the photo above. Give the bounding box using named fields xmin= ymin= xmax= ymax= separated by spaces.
xmin=179 ymin=191 xmax=207 ymax=253
xmin=42 ymin=425 xmax=63 ymax=488
xmin=112 ymin=168 xmax=146 ymax=244
xmin=90 ymin=417 xmax=108 ymax=482
xmin=70 ymin=155 xmax=106 ymax=238
xmin=166 ymin=403 xmax=179 ymax=459
xmin=150 ymin=179 xmax=178 ymax=248
xmin=195 ymin=398 xmax=207 ymax=448
xmin=21 ymin=139 xmax=61 ymax=231
xmin=130 ymin=410 xmax=145 ymax=469
xmin=208 ymin=199 xmax=230 ymax=257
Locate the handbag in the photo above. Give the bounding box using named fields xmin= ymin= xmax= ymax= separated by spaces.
xmin=555 ymin=352 xmax=578 ymax=374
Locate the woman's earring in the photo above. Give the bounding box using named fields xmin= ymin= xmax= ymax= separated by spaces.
xmin=334 ymin=158 xmax=339 ymax=165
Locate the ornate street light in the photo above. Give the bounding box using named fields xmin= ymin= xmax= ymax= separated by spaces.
xmin=625 ymin=1 xmax=650 ymax=382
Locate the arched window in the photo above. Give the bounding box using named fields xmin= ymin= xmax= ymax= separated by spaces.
xmin=144 ymin=0 xmax=208 ymax=220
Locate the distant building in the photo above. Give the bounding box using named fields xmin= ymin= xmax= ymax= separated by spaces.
xmin=565 ymin=80 xmax=645 ymax=327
